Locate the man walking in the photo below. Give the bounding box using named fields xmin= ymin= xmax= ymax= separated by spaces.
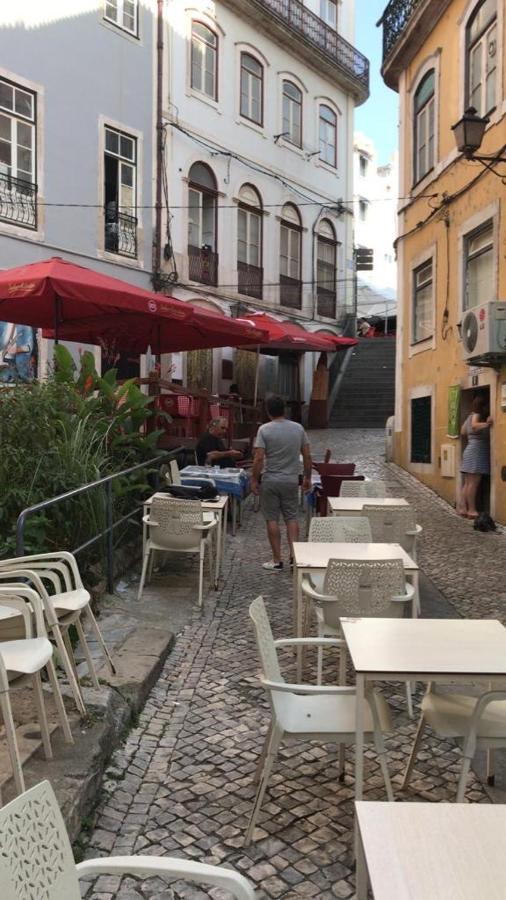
xmin=251 ymin=396 xmax=312 ymax=570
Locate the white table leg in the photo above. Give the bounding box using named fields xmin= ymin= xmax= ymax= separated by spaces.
xmin=232 ymin=496 xmax=237 ymax=536
xmin=221 ymin=499 xmax=228 ymax=560
xmin=294 ymin=567 xmax=303 ymax=681
xmin=142 ymin=502 xmax=148 ymax=554
xmin=214 ymin=511 xmax=222 ymax=589
xmin=355 ymin=673 xmax=365 ymax=802
xmin=355 ymin=823 xmax=369 ymax=900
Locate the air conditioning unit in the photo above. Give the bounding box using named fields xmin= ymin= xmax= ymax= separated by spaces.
xmin=461 ymin=301 xmax=506 ymax=361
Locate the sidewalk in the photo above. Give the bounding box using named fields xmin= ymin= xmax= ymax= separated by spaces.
xmin=79 ymin=428 xmax=506 ymax=899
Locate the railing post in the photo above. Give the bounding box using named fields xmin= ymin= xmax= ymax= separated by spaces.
xmin=106 ymin=480 xmax=114 ymax=594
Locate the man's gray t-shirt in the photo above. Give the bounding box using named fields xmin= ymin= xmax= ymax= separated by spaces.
xmin=254 ymin=419 xmax=309 ymax=482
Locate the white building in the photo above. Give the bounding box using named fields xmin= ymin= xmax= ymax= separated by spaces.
xmin=161 ymin=0 xmax=369 ymax=400
xmin=353 ymin=132 xmax=397 ymax=324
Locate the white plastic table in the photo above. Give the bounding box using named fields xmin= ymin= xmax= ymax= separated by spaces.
xmin=356 ymin=800 xmax=506 ymax=900
xmin=143 ymin=495 xmax=228 ymax=587
xmin=341 ymin=617 xmax=506 ymax=805
xmin=327 ymin=497 xmax=409 ymax=516
xmin=292 ymin=542 xmax=418 ymax=681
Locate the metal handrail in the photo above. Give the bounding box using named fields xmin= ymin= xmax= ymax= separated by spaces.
xmin=15 ymin=450 xmax=181 ymax=592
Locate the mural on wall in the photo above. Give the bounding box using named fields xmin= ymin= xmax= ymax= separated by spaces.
xmin=0 ymin=322 xmax=37 ymax=382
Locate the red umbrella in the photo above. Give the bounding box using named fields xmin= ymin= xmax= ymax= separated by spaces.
xmin=0 ymin=257 xmax=266 ymax=352
xmin=236 ymin=312 xmax=339 ymax=352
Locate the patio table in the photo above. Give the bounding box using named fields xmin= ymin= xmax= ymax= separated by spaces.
xmin=292 ymin=542 xmax=418 ymax=681
xmin=341 ymin=617 xmax=506 ymax=804
xmin=143 ymin=495 xmax=227 ymax=587
xmin=180 ymin=466 xmax=249 ymax=535
xmin=327 ymin=497 xmax=409 ymax=516
xmin=355 ymin=800 xmax=506 ymax=900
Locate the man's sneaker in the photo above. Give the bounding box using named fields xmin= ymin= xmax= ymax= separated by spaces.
xmin=262 ymin=561 xmax=283 ymax=570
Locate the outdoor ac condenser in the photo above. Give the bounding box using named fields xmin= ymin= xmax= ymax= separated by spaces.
xmin=461 ymin=301 xmax=506 ymax=361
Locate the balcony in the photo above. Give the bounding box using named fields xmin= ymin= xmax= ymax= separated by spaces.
xmin=380 ymin=0 xmax=451 ymax=88
xmin=238 ymin=262 xmax=263 ymax=300
xmin=317 ymin=287 xmax=336 ymax=319
xmin=188 ymin=245 xmax=218 ymax=287
xmin=0 ymin=174 xmax=37 ymax=229
xmin=220 ymin=0 xmax=369 ymax=103
xmin=105 ymin=209 xmax=138 ymax=259
xmin=280 ymin=274 xmax=302 ymax=310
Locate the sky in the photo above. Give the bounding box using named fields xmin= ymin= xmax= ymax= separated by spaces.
xmin=354 ymin=0 xmax=399 ymax=165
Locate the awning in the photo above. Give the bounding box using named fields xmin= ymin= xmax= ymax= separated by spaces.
xmin=0 ymin=257 xmax=266 ymax=352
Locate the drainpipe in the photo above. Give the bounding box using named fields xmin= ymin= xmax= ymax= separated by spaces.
xmin=153 ymin=0 xmax=164 ymax=288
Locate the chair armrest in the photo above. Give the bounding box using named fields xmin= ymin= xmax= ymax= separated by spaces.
xmin=143 ymin=515 xmax=159 ymax=526
xmin=274 ymin=637 xmax=345 ymax=648
xmin=260 ymin=677 xmax=356 ymax=695
xmin=461 ymin=690 xmax=506 ymax=758
xmin=193 ymin=520 xmax=218 ymax=532
xmin=406 ymin=525 xmax=423 ymax=537
xmin=391 ymin=583 xmax=415 ymax=603
xmin=301 ymin=577 xmax=335 ymax=603
xmin=76 ymin=857 xmax=254 ymax=899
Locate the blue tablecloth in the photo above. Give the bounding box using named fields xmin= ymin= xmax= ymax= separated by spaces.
xmin=180 ymin=466 xmax=250 ymax=498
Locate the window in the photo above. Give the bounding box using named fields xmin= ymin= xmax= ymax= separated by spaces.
xmin=359 ymin=199 xmax=368 ymax=222
xmin=237 ymin=184 xmax=263 ymax=299
xmin=282 ymin=81 xmax=302 ymax=147
xmin=191 ymin=22 xmax=217 ymax=100
xmin=0 ymin=77 xmax=37 ymax=229
xmin=280 ymin=203 xmax=302 ymax=309
xmin=359 ymin=153 xmax=368 ymax=177
xmin=412 ymin=259 xmax=433 ymax=343
xmin=413 ymin=70 xmax=435 ymax=183
xmin=188 ymin=162 xmax=218 ymax=285
xmin=466 ymin=0 xmax=497 ymax=115
xmin=320 ymin=0 xmax=337 ymax=28
xmin=240 ymin=54 xmax=263 ymax=125
xmin=104 ymin=0 xmax=138 ymax=36
xmin=319 ymin=104 xmax=337 ymax=167
xmin=411 ymin=396 xmax=432 ymax=463
xmin=104 ymin=127 xmax=137 ymax=258
xmin=316 ymin=219 xmax=337 ymax=318
xmin=464 ymin=220 xmax=494 ymax=310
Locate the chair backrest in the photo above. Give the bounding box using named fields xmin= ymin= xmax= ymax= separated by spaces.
xmin=0 ymin=780 xmax=82 ymax=899
xmin=249 ymin=596 xmax=282 ymax=684
xmin=315 ymin=463 xmax=356 ymax=477
xmin=362 ymin=504 xmax=416 ymax=550
xmin=148 ymin=495 xmax=204 ymax=550
xmin=340 ymin=480 xmax=387 ymax=498
xmin=321 ymin=558 xmax=406 ymax=627
xmin=308 ymin=516 xmax=372 ymax=543
xmin=169 ymin=458 xmax=181 ymax=485
xmin=177 ymin=395 xmax=199 ymax=417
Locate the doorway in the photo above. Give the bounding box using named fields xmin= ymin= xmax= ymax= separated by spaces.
xmin=460 ymin=386 xmax=491 ymax=513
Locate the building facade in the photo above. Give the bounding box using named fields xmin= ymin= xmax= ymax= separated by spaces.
xmin=0 ymin=1 xmax=157 ymax=378
xmin=160 ymin=0 xmax=369 ymax=400
xmin=380 ymin=0 xmax=506 ymax=521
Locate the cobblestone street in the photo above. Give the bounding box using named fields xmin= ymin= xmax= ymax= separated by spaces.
xmin=81 ymin=429 xmax=506 ymax=899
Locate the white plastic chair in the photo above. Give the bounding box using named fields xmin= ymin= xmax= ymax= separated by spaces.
xmin=340 ymin=480 xmax=387 ymax=497
xmin=245 ymin=597 xmax=394 ymax=846
xmin=0 ymin=551 xmax=115 ymax=717
xmin=402 ymin=685 xmax=506 ymax=801
xmin=301 ymin=558 xmax=415 ymax=713
xmin=138 ymin=494 xmax=217 ymax=606
xmin=0 ymin=585 xmax=73 ymax=797
xmin=166 ymin=458 xmax=216 ymax=491
xmin=362 ymin=503 xmax=423 ymax=560
xmin=0 ymin=780 xmax=256 ymax=899
xmin=307 ymin=516 xmax=373 ymax=595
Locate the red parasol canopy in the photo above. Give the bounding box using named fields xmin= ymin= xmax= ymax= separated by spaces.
xmin=236 ymin=312 xmax=355 ymax=352
xmin=0 ymin=257 xmax=266 ymax=352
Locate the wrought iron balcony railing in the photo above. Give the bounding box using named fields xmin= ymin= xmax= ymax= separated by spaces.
xmin=238 ymin=261 xmax=263 ymax=299
xmin=252 ymin=0 xmax=369 ymax=97
xmin=381 ymin=0 xmax=423 ymax=62
xmin=188 ymin=245 xmax=218 ymax=286
xmin=280 ymin=274 xmax=302 ymax=310
xmin=317 ymin=287 xmax=336 ymax=319
xmin=0 ymin=173 xmax=37 ymax=229
xmin=104 ymin=209 xmax=138 ymax=258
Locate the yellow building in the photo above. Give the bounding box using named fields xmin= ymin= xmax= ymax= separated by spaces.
xmin=380 ymin=0 xmax=506 ymax=521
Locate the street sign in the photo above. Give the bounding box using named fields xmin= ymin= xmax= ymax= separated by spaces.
xmin=355 ymin=247 xmax=374 ymax=271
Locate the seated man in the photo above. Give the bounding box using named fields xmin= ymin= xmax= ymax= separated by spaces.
xmin=196 ymin=417 xmax=243 ymax=468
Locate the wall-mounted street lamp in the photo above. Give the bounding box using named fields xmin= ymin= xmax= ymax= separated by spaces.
xmin=451 ymin=107 xmax=506 ymax=179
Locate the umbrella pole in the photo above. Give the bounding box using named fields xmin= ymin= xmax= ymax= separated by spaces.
xmin=253 ymin=345 xmax=260 ymax=406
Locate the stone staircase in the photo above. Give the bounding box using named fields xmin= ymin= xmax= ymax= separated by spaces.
xmin=329 ymin=337 xmax=396 ymax=428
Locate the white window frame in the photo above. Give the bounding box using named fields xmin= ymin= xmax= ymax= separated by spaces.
xmin=191 ymin=20 xmax=218 ymax=101
xmin=413 ymin=70 xmax=435 ymax=184
xmin=0 ymin=74 xmax=39 ymax=234
xmin=240 ymin=53 xmax=263 ymax=126
xmin=99 ymin=116 xmax=143 ymax=266
xmin=320 ymin=0 xmax=337 ymax=29
xmin=282 ymin=81 xmax=302 ymax=148
xmin=466 ymin=0 xmax=497 ymax=116
xmin=238 ymin=206 xmax=261 ymax=268
xmin=103 ymin=0 xmax=139 ymax=37
xmin=319 ymin=104 xmax=337 ymax=167
xmin=457 ymin=202 xmax=498 ymax=318
xmin=463 ymin=219 xmax=494 ymax=311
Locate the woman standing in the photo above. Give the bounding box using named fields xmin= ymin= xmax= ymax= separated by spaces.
xmin=458 ymin=396 xmax=493 ymax=519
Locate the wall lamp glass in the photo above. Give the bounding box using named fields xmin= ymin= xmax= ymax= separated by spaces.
xmin=452 ymin=107 xmax=506 ymax=179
